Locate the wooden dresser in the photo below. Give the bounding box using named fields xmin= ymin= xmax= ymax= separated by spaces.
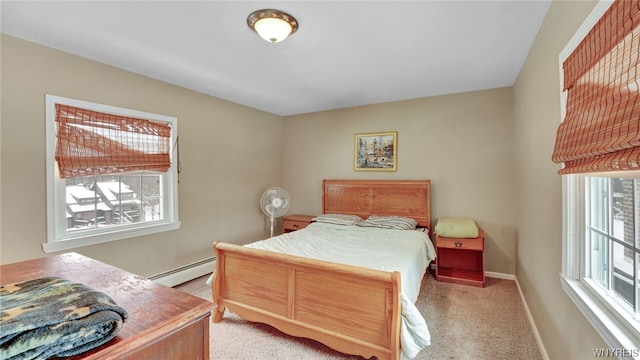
xmin=0 ymin=252 xmax=212 ymax=359
xmin=435 ymin=229 xmax=486 ymax=287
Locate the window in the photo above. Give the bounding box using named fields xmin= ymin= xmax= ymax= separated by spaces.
xmin=563 ymin=174 xmax=640 ymax=350
xmin=586 ymin=176 xmax=639 ymax=312
xmin=44 ymin=95 xmax=180 ymax=252
xmin=556 ymin=0 xmax=640 ymax=351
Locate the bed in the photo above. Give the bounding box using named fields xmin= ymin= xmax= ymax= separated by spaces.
xmin=211 ymin=179 xmax=433 ymax=360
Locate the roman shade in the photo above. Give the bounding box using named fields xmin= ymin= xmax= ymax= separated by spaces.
xmin=552 ymin=0 xmax=640 ymax=174
xmin=55 ymin=104 xmax=172 ymax=178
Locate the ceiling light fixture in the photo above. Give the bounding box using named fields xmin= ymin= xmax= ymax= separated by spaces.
xmin=247 ymin=9 xmax=298 ymax=43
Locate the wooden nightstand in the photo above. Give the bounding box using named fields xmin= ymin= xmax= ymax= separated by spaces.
xmin=283 ymin=214 xmax=314 ymax=233
xmin=435 ymin=229 xmax=486 ymax=287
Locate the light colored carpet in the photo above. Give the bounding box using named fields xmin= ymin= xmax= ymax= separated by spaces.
xmin=175 ymin=271 xmax=542 ymax=360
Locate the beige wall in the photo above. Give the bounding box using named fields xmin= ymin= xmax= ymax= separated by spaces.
xmin=514 ymin=0 xmax=607 ymax=358
xmin=1 ymin=1 xmax=614 ymax=356
xmin=283 ymin=88 xmax=517 ymax=274
xmin=0 ymin=34 xmax=284 ymax=275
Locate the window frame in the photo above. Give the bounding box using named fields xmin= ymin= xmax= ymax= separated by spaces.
xmin=562 ymin=174 xmax=640 ymax=351
xmin=44 ymin=95 xmax=180 ymax=253
xmin=559 ymin=0 xmax=640 ymax=351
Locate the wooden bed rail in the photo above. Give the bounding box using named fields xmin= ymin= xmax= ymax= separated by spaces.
xmin=211 ymin=241 xmax=402 ymax=360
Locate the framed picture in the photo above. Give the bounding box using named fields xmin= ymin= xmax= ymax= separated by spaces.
xmin=354 ymin=131 xmax=397 ymax=171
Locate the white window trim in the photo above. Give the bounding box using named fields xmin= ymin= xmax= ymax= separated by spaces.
xmin=44 ymin=95 xmax=180 ymax=253
xmin=559 ymin=1 xmax=640 ymax=355
xmin=561 ymin=175 xmax=640 ymax=354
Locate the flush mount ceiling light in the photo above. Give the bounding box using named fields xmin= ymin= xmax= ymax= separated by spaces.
xmin=247 ymin=9 xmax=298 ymax=43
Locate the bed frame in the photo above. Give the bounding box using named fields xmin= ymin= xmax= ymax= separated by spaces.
xmin=211 ymin=179 xmax=431 ymax=360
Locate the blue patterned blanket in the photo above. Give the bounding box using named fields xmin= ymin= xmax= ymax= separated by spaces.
xmin=0 ymin=276 xmax=128 ymax=359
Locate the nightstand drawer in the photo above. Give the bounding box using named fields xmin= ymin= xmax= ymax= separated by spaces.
xmin=283 ymin=214 xmax=315 ymax=233
xmin=436 ymin=237 xmax=483 ymax=251
xmin=283 ymin=219 xmax=310 ymax=232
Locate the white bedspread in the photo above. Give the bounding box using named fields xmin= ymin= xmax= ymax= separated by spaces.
xmin=246 ymin=222 xmax=436 ymax=359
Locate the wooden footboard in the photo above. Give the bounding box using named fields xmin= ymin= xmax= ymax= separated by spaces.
xmin=211 ymin=241 xmax=402 ymax=360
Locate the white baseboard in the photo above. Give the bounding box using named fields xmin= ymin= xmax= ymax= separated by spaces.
xmin=485 ymin=271 xmax=515 ymax=280
xmin=515 ymin=277 xmax=550 ymax=360
xmin=148 ymin=257 xmax=216 ymax=287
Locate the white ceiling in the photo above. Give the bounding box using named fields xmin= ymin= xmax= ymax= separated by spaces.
xmin=1 ymin=1 xmax=551 ymax=116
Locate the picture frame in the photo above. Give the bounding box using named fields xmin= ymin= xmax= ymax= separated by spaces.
xmin=354 ymin=131 xmax=397 ymax=171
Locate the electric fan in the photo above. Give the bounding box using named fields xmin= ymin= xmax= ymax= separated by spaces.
xmin=260 ymin=187 xmax=290 ymax=237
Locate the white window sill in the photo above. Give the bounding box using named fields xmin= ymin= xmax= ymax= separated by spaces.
xmin=560 ymin=274 xmax=640 ymax=359
xmin=42 ymin=221 xmax=181 ymax=253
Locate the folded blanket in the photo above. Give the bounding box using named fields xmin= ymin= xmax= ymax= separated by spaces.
xmin=0 ymin=276 xmax=128 ymax=360
xmin=435 ymin=217 xmax=479 ymax=238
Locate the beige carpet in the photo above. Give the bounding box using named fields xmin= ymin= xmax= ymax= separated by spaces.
xmin=175 ymin=271 xmax=542 ymax=360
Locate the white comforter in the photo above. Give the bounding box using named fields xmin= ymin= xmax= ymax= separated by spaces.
xmin=246 ymin=222 xmax=436 ymax=359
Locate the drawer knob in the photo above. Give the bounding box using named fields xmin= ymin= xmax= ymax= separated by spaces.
xmin=293 ymin=224 xmax=299 ymax=229
xmin=454 ymin=241 xmax=463 ymax=247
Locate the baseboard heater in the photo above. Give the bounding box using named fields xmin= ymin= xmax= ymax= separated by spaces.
xmin=148 ymin=257 xmax=216 ymax=287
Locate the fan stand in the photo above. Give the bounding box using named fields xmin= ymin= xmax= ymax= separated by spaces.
xmin=269 ymin=214 xmax=275 ymax=238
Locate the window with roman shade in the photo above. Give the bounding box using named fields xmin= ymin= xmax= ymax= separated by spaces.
xmin=558 ymin=0 xmax=640 ymax=351
xmin=45 ymin=95 xmax=180 ymax=253
xmin=552 ymin=0 xmax=640 ymax=174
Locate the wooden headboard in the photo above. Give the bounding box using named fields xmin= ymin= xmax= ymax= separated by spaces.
xmin=322 ymin=179 xmax=431 ymax=230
